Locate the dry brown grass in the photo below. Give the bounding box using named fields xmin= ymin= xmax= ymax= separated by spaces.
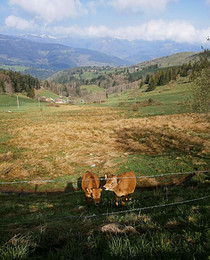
xmin=115 ymin=114 xmax=210 ymax=155
xmin=136 ymin=173 xmax=195 ymax=189
xmin=101 ymin=223 xmax=137 ymax=234
xmin=1 ymin=105 xmax=209 ymax=182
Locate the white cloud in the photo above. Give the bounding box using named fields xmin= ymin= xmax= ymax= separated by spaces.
xmin=108 ymin=0 xmax=178 ymax=14
xmin=53 ymin=25 xmax=114 ymax=38
xmin=8 ymin=0 xmax=87 ymax=23
xmin=53 ymin=20 xmax=210 ymax=43
xmin=5 ymin=15 xmax=36 ymax=30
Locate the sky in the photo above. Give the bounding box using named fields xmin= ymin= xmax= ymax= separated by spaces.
xmin=0 ymin=0 xmax=210 ymax=43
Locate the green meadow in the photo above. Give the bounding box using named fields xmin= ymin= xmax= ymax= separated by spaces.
xmin=0 ymin=65 xmax=29 ymax=72
xmin=80 ymin=84 xmax=105 ymax=92
xmin=0 ymin=94 xmax=45 ymax=112
xmin=38 ymin=89 xmax=59 ymax=99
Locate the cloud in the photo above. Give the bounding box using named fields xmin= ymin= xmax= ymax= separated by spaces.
xmin=8 ymin=0 xmax=87 ymax=23
xmin=108 ymin=0 xmax=178 ymax=14
xmin=5 ymin=15 xmax=36 ymax=30
xmin=53 ymin=20 xmax=210 ymax=43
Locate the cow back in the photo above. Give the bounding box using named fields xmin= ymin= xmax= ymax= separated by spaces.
xmin=81 ymin=171 xmax=100 ymax=191
xmin=118 ymin=171 xmax=136 ymax=194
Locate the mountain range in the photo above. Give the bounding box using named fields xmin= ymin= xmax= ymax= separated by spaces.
xmin=21 ymin=34 xmax=202 ymax=63
xmin=0 ymin=34 xmax=129 ymax=71
xmin=0 ymin=33 xmax=203 ymax=79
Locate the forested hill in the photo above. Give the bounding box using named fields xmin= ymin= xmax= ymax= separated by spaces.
xmin=0 ymin=70 xmax=40 ymax=98
xmin=44 ymin=49 xmax=209 ymax=99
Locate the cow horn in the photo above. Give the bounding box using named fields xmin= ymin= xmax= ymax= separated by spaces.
xmin=105 ymin=175 xmax=107 ymax=180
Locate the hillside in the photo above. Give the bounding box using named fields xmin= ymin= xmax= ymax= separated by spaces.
xmin=0 ymin=34 xmax=130 ymax=79
xmin=0 ymin=93 xmax=41 ymax=112
xmin=46 ymin=51 xmax=200 ymax=95
xmin=136 ymin=52 xmax=199 ymax=69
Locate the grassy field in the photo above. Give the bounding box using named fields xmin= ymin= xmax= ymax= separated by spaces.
xmin=100 ymin=78 xmax=192 ymax=117
xmin=0 ymin=65 xmax=29 ymax=72
xmin=0 ymin=94 xmax=46 ymax=112
xmin=80 ymin=84 xmax=105 ymax=93
xmin=38 ymin=89 xmax=59 ymax=99
xmin=0 ymin=79 xmax=209 ymax=259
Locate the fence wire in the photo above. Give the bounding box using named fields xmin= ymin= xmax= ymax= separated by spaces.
xmin=0 ymin=170 xmax=209 ymax=185
xmin=0 ymin=194 xmax=209 ymax=227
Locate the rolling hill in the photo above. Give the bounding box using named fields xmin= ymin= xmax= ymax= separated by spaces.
xmin=136 ymin=52 xmax=200 ymax=69
xmin=48 ymin=51 xmax=200 ymax=85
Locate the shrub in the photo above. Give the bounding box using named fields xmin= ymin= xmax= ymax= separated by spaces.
xmin=131 ymin=103 xmax=140 ymax=112
xmin=190 ymin=67 xmax=210 ymax=113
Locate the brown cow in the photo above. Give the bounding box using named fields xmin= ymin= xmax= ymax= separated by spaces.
xmin=103 ymin=171 xmax=136 ymax=206
xmin=81 ymin=171 xmax=102 ymax=206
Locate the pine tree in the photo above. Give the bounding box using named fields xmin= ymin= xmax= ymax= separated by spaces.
xmin=172 ymin=67 xmax=177 ymax=80
xmin=146 ymin=77 xmax=156 ymax=92
xmin=165 ymin=68 xmax=170 ymax=84
xmin=145 ymin=74 xmax=150 ymax=84
xmin=159 ymin=70 xmax=166 ymax=86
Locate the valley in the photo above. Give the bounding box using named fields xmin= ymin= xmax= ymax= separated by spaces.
xmin=0 ymin=34 xmax=209 ymax=259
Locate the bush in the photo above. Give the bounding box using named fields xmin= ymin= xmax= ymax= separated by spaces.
xmin=190 ymin=67 xmax=210 ymax=113
xmin=131 ymin=103 xmax=140 ymax=111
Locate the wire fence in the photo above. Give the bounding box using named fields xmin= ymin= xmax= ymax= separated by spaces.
xmin=0 ymin=170 xmax=209 ymax=226
xmin=0 ymin=170 xmax=209 ymax=185
xmin=0 ymin=194 xmax=209 ymax=227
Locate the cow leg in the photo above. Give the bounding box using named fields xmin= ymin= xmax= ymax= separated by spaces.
xmin=115 ymin=195 xmax=119 ymax=207
xmin=122 ymin=196 xmax=127 ymax=206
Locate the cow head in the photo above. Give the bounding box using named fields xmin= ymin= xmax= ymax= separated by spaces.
xmin=103 ymin=174 xmax=118 ymax=191
xmin=85 ymin=187 xmax=102 ymax=206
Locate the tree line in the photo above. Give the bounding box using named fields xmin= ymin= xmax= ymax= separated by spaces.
xmin=0 ymin=70 xmax=40 ymax=98
xmin=144 ymin=52 xmax=210 ymax=92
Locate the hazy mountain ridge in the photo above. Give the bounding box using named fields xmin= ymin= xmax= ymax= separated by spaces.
xmin=0 ymin=34 xmax=130 ymax=72
xmin=20 ymin=34 xmax=202 ymax=63
xmin=0 ymin=34 xmax=203 ymax=80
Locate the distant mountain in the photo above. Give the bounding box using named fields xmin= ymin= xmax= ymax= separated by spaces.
xmin=21 ymin=34 xmax=203 ymax=64
xmin=0 ymin=34 xmax=130 ymax=72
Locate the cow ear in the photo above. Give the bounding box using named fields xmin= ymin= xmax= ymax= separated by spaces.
xmin=105 ymin=175 xmax=107 ymax=180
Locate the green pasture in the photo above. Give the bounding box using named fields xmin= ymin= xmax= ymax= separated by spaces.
xmin=39 ymin=89 xmax=59 ymax=99
xmin=98 ymin=79 xmax=192 ymax=116
xmin=80 ymin=84 xmax=105 ymax=93
xmin=0 ymin=173 xmax=209 ymax=259
xmin=0 ymin=65 xmax=29 ymax=72
xmin=0 ymin=94 xmax=45 ymax=112
xmin=0 ymin=76 xmax=192 ymax=115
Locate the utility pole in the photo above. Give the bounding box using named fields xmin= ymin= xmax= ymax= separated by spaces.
xmin=17 ymin=94 xmax=20 ymax=110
